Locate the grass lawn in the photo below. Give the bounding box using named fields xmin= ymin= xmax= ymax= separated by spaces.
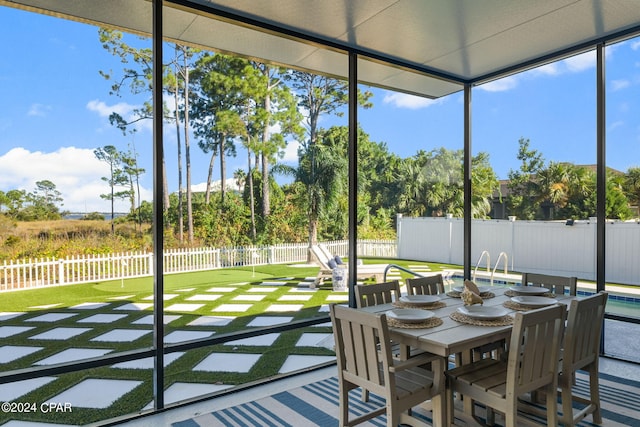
xmin=0 ymin=259 xmax=445 ymax=425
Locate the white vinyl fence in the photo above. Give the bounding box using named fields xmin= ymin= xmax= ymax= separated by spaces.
xmin=0 ymin=239 xmax=396 ymax=292
xmin=397 ymin=216 xmax=640 ymax=286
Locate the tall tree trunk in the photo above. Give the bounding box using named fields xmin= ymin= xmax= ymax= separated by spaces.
xmin=174 ymin=84 xmax=184 ymax=244
xmin=261 ymin=91 xmax=271 ymax=217
xmin=220 ymin=134 xmax=227 ymax=206
xmin=248 ymin=148 xmax=256 ymax=241
xmin=183 ymin=53 xmax=194 ymax=244
xmin=205 ymin=151 xmax=216 ymax=205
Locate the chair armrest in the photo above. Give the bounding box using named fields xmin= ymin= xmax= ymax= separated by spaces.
xmin=389 ymin=353 xmax=444 ymax=372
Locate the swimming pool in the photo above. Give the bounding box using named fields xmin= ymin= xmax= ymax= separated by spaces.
xmin=446 ymin=274 xmax=640 ymax=317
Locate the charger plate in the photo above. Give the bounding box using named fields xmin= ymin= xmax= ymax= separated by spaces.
xmin=386 ymin=308 xmax=434 ymax=323
xmin=450 ymin=310 xmax=513 ymax=326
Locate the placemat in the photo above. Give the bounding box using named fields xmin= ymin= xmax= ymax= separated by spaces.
xmin=504 ymin=290 xmax=556 ymax=298
xmin=446 ymin=291 xmax=495 ymax=299
xmin=392 ymin=300 xmax=447 ymax=310
xmin=449 ymin=311 xmax=513 ymax=326
xmin=502 ymin=300 xmax=535 ymax=311
xmin=387 ymin=316 xmax=444 ymax=329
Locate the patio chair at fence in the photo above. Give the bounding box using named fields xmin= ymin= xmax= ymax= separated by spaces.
xmin=521 ymin=272 xmax=577 ymax=296
xmin=329 ymin=304 xmax=445 ymax=427
xmin=445 ymin=304 xmax=566 ymax=427
xmin=405 ymin=274 xmax=445 ymax=296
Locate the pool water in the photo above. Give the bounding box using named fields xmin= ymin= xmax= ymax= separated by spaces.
xmin=447 ymin=275 xmax=640 ymax=318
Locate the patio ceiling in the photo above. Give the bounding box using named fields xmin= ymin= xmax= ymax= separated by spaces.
xmin=4 ymin=0 xmax=640 ymax=98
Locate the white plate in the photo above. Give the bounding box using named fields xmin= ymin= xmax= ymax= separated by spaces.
xmin=511 ymin=296 xmax=557 ymax=307
xmin=509 ymin=286 xmax=549 ymax=295
xmin=399 ymin=295 xmax=440 ymax=305
xmin=386 ymin=308 xmax=434 ymax=323
xmin=457 ymin=306 xmax=509 ymax=320
xmin=453 ymin=285 xmax=491 ymax=294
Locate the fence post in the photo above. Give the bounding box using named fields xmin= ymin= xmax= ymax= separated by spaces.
xmin=58 ymin=259 xmax=65 ymax=286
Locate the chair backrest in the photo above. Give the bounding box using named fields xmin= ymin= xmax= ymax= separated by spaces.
xmin=507 ymin=304 xmax=566 ymax=396
xmin=317 ymin=244 xmax=335 ymax=262
xmin=309 ymin=245 xmax=332 ymax=269
xmin=562 ymin=291 xmax=608 ymax=374
xmin=521 ymin=272 xmax=577 ymax=296
xmin=330 ymin=304 xmax=393 ymax=397
xmin=355 ymin=280 xmax=401 ymax=308
xmin=405 ymin=275 xmax=445 ymax=295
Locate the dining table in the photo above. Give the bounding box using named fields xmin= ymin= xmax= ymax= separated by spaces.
xmin=358 ymin=284 xmax=577 ymax=427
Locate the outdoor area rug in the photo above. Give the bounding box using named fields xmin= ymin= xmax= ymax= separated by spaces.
xmin=172 ymin=371 xmax=640 ymax=427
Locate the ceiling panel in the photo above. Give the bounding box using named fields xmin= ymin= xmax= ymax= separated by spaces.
xmin=3 ymin=0 xmax=640 ymax=98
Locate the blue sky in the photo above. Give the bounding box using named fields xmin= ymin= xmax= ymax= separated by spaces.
xmin=1 ymin=6 xmax=640 ymax=213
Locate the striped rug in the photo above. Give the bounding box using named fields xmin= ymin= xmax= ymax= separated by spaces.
xmin=173 ymin=371 xmax=640 ymax=426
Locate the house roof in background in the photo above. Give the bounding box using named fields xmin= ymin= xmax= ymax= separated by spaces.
xmin=4 ymin=0 xmax=640 ymax=98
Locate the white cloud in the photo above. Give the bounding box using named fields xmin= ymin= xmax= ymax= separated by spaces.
xmin=191 ymin=179 xmax=241 ymax=193
xmin=562 ymin=50 xmax=596 ymax=73
xmin=611 ymin=79 xmax=630 ymax=91
xmin=281 ymin=139 xmax=300 ymax=163
xmin=86 ymin=99 xmax=152 ymax=134
xmin=0 ymin=147 xmax=151 ymax=213
xmin=27 ymin=103 xmax=52 ymax=117
xmin=86 ymin=99 xmax=136 ymax=118
xmin=383 ymin=92 xmax=444 ymax=109
xmin=631 ymin=40 xmax=640 ymax=51
xmin=477 ymin=75 xmax=519 ymax=92
xmin=609 ymin=120 xmax=624 ymax=132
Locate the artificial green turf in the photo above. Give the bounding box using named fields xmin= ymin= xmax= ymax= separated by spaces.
xmin=0 ymin=260 xmax=438 ymax=425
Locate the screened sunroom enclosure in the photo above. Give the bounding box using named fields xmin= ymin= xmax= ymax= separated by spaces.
xmin=2 ymin=0 xmax=640 ymax=425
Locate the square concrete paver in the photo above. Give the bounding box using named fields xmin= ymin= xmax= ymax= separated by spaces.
xmin=226 ymin=333 xmax=280 ymax=347
xmin=212 ymin=304 xmax=253 ymax=313
xmin=91 ymin=329 xmax=151 ymax=342
xmin=278 ymin=355 xmax=336 ymax=374
xmin=26 ymin=313 xmax=76 ymax=322
xmin=187 ymin=316 xmax=234 ymax=327
xmin=295 ymin=333 xmax=333 ymax=347
xmin=115 ymin=302 xmax=153 ymax=311
xmin=78 ymin=314 xmax=128 ymax=324
xmin=144 ymin=382 xmax=232 ymax=409
xmin=0 ymin=312 xmax=25 ymax=321
xmin=112 ymin=352 xmax=184 ymax=370
xmin=29 ymin=327 xmax=92 ymax=340
xmin=278 ymin=294 xmax=312 ymax=301
xmin=165 ymin=303 xmax=205 ymax=312
xmin=132 ymin=314 xmax=181 ymax=325
xmin=0 ymin=345 xmax=43 ymax=363
xmin=108 ymin=294 xmax=136 ymax=300
xmin=45 ymin=378 xmax=142 ymax=409
xmin=69 ymin=302 xmax=110 ymax=310
xmin=193 ymin=353 xmax=261 ymax=373
xmin=185 ymin=294 xmax=222 ymax=301
xmin=264 ymin=304 xmax=304 ymax=312
xmin=247 ymin=287 xmax=277 ymax=292
xmin=246 ymin=316 xmax=293 ymax=327
xmin=143 ymin=294 xmax=178 ymax=300
xmin=206 ymin=287 xmax=236 ymax=293
xmin=164 ymin=330 xmax=214 ymax=343
xmin=232 ymin=294 xmax=266 ymax=301
xmin=0 ymin=376 xmax=56 ymax=401
xmin=0 ymin=326 xmax=35 ymax=338
xmin=35 ymin=348 xmax=112 ymax=365
xmin=260 ymin=281 xmax=288 ymax=286
xmin=326 ymin=294 xmax=348 ymax=301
